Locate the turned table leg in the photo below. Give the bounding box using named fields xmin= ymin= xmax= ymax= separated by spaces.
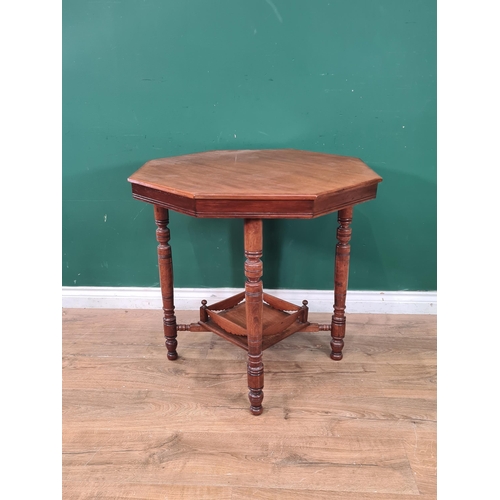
xmin=244 ymin=219 xmax=264 ymax=415
xmin=154 ymin=206 xmax=178 ymax=361
xmin=331 ymin=207 xmax=353 ymax=361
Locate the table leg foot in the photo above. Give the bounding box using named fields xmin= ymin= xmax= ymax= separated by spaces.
xmin=330 ymin=207 xmax=353 ymax=361
xmin=249 ymin=393 xmax=264 ymax=416
xmin=248 ymin=353 xmax=264 ymax=415
xmin=165 ymin=342 xmax=178 ymax=361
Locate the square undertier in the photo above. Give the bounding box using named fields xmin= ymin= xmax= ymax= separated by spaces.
xmin=199 ymin=293 xmax=310 ymax=351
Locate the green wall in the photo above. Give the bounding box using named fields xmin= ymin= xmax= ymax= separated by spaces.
xmin=63 ymin=0 xmax=436 ymax=291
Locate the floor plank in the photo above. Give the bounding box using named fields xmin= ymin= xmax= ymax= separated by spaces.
xmin=63 ymin=431 xmax=418 ymax=494
xmin=62 ymin=309 xmax=436 ymax=499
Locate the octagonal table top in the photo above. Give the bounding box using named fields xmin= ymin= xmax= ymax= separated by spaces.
xmin=128 ymin=149 xmax=382 ymax=218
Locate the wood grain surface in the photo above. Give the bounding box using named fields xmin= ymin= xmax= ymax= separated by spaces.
xmin=63 ymin=309 xmax=436 ymax=499
xmin=129 ymin=150 xmax=382 ymax=198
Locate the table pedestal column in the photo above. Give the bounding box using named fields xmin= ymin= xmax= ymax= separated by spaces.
xmin=244 ymin=219 xmax=264 ymax=415
xmin=331 ymin=207 xmax=353 ymax=361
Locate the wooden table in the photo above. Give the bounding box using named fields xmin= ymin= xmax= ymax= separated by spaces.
xmin=128 ymin=149 xmax=382 ymax=415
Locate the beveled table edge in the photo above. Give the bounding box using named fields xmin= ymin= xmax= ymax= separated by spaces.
xmin=130 ymin=181 xmax=380 ymax=219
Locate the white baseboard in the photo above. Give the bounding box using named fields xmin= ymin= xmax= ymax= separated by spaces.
xmin=62 ymin=287 xmax=436 ymax=314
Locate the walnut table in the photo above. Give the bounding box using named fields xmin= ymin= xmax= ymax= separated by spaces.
xmin=128 ymin=149 xmax=382 ymax=415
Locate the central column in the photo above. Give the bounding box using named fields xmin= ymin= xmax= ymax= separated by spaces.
xmin=244 ymin=219 xmax=264 ymax=415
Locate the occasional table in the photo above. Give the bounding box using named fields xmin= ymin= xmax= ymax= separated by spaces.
xmin=128 ymin=149 xmax=382 ymax=415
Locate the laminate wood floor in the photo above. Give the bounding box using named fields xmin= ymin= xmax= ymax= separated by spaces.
xmin=62 ymin=309 xmax=436 ymax=499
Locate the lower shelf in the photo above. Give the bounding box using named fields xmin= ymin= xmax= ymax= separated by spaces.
xmin=198 ymin=291 xmax=312 ymax=351
xmin=202 ymin=316 xmax=314 ymax=351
